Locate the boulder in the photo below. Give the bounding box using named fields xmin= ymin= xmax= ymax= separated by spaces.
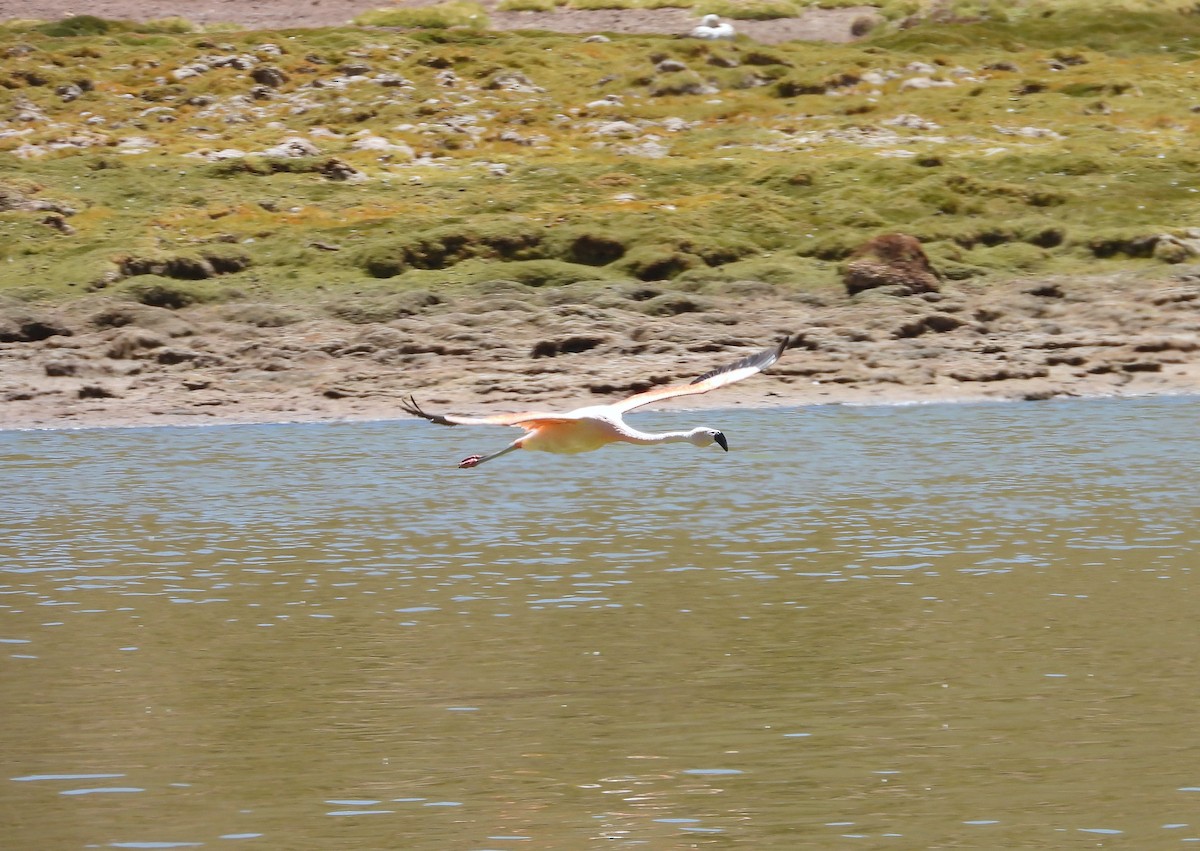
xmin=843 ymin=233 xmax=941 ymax=297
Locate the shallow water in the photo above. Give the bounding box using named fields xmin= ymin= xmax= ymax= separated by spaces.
xmin=2 ymin=397 xmax=1198 ymax=849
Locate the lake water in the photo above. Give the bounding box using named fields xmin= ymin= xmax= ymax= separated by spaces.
xmin=2 ymin=397 xmax=1198 ymax=849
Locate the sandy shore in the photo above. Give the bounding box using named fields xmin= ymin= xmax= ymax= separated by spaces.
xmin=0 ymin=0 xmax=876 ymax=44
xmin=3 ymin=270 xmax=1198 ymax=431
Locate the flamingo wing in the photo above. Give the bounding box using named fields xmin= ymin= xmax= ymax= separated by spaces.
xmin=610 ymin=337 xmax=788 ymax=414
xmin=401 ymin=395 xmax=571 ymax=429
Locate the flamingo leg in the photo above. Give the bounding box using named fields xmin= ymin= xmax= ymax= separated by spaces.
xmin=459 ymin=438 xmax=522 ymax=469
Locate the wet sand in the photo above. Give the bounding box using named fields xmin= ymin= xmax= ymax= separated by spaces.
xmin=3 ymin=270 xmax=1198 ymax=431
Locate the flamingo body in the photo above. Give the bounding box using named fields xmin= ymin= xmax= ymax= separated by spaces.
xmin=402 ymin=339 xmax=787 ymax=468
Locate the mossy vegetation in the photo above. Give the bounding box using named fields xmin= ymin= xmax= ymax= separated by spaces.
xmin=4 ymin=2 xmax=1200 ymax=309
xmin=352 ymin=3 xmax=489 ymax=29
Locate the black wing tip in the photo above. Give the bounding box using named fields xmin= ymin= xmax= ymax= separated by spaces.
xmin=689 ymin=337 xmax=790 ymax=385
xmin=400 ymin=395 xmax=456 ymax=426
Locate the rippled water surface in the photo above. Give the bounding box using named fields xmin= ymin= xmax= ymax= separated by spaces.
xmin=2 ymin=397 xmax=1199 ymax=849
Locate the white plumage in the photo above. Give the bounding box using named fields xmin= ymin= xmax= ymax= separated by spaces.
xmin=691 ymin=14 xmax=736 ymax=39
xmin=402 ymin=339 xmax=787 ymax=468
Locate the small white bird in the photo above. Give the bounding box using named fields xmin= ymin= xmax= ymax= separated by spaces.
xmin=690 ymin=14 xmax=736 ymax=39
xmin=402 ymin=338 xmax=787 ymax=468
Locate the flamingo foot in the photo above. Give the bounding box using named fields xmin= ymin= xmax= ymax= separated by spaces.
xmin=458 ymin=455 xmax=482 ymax=469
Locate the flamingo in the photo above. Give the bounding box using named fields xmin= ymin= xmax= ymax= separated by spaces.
xmin=690 ymin=14 xmax=736 ymax=39
xmin=401 ymin=338 xmax=788 ymax=468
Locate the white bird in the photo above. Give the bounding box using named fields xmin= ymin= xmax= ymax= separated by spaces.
xmin=402 ymin=338 xmax=787 ymax=468
xmin=690 ymin=14 xmax=736 ymax=39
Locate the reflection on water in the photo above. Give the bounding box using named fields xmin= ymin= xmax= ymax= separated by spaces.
xmin=2 ymin=397 xmax=1198 ymax=848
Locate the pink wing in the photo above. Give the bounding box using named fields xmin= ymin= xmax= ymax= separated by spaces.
xmin=611 ymin=338 xmax=788 ymax=414
xmin=400 ymin=396 xmax=570 ymax=429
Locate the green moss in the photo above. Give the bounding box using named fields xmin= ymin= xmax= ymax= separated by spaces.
xmin=353 ymin=3 xmax=489 ymax=29
xmin=698 ymin=0 xmax=803 ymax=20
xmin=3 ymin=8 xmax=1200 ymax=306
xmin=497 ymin=0 xmax=559 ymax=10
xmin=33 ymin=15 xmax=120 ymax=36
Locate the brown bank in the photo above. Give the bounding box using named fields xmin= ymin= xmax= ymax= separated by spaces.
xmin=2 ymin=267 xmax=1198 ymax=432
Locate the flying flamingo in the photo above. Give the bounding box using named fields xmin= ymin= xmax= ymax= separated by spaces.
xmin=401 ymin=338 xmax=788 ymax=468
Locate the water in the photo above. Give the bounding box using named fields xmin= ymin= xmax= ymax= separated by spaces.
xmin=1 ymin=397 xmax=1198 ymax=849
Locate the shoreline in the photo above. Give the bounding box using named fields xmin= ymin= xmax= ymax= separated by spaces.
xmin=0 ymin=0 xmax=874 ymax=44
xmin=4 ymin=270 xmax=1198 ymax=433
xmin=4 ymin=386 xmax=1197 ymax=435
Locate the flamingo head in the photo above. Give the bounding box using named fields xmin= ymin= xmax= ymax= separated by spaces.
xmin=689 ymin=427 xmax=729 ymax=451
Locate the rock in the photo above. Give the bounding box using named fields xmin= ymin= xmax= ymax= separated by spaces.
xmin=260 ymin=137 xmax=320 ymax=157
xmin=56 ymin=83 xmax=84 ymax=102
xmin=250 ymin=66 xmax=289 ymax=88
xmin=882 ymin=113 xmax=941 ymax=131
xmin=900 ymin=76 xmax=956 ymax=91
xmin=349 ymin=135 xmax=415 ymax=158
xmin=1152 ymin=234 xmax=1200 ymax=264
xmin=531 ymin=335 xmax=607 ymax=358
xmin=41 ymin=214 xmax=75 ymax=234
xmin=44 ymin=359 xmax=81 ymax=377
xmin=106 ymin=329 xmax=166 ymax=359
xmin=892 ymin=312 xmax=965 ymax=338
xmin=948 ymin=364 xmax=1050 ymax=382
xmin=483 ymin=71 xmax=544 ymax=93
xmin=843 ymin=233 xmax=941 ymax=297
xmin=78 ymin=384 xmax=117 ymax=399
xmin=90 ymin=304 xmax=194 ymax=337
xmin=207 ymin=54 xmax=257 ymax=70
xmin=589 ymin=120 xmax=642 ymax=138
xmin=0 ymin=309 xmax=73 ymax=343
xmin=1026 ymin=283 xmax=1065 ymax=298
xmin=172 ymin=64 xmax=209 ymax=80
xmin=319 ymin=158 xmax=367 ymax=182
xmin=0 ymin=186 xmax=76 ymax=216
xmin=12 ymin=96 xmax=48 ymax=122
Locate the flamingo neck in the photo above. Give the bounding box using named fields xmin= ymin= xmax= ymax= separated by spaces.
xmin=618 ymin=428 xmax=696 ymax=446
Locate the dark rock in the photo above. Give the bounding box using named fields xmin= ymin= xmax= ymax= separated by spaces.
xmin=154 ymin=348 xmax=201 ymax=365
xmin=1120 ymin=361 xmax=1163 ymax=373
xmin=949 ymin=364 xmax=1050 ymax=382
xmin=1026 ymin=283 xmax=1064 ymax=298
xmin=78 ymin=384 xmax=116 ymax=399
xmin=531 ymin=335 xmax=606 ymax=358
xmin=44 ymin=360 xmax=80 ymax=376
xmin=250 ymin=66 xmax=289 ymax=88
xmin=41 ymin=214 xmax=75 ymax=234
xmin=319 ymin=158 xmax=364 ymax=181
xmin=843 ymin=233 xmax=941 ymax=296
xmin=0 ymin=309 xmax=73 ymax=343
xmin=893 ymin=312 xmax=965 ymax=338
